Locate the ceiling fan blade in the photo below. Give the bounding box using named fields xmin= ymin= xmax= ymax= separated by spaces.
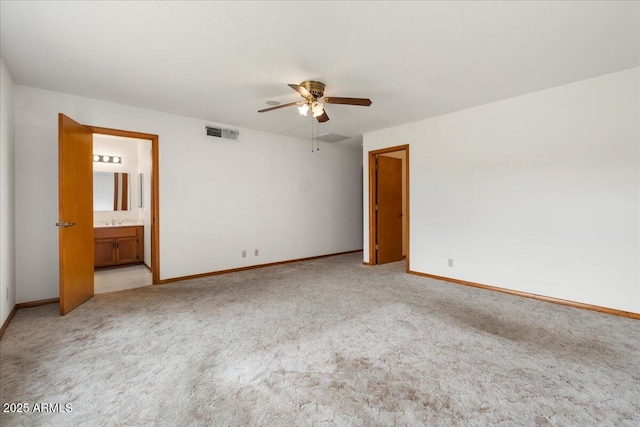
xmin=258 ymin=101 xmax=302 ymax=113
xmin=324 ymin=97 xmax=372 ymax=106
xmin=316 ymin=111 xmax=329 ymax=123
xmin=288 ymin=83 xmax=312 ymax=99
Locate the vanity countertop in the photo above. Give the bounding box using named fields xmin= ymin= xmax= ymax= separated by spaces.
xmin=94 ymin=220 xmax=144 ymax=228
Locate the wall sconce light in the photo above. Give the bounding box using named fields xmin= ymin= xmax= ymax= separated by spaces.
xmin=93 ymin=154 xmax=121 ymax=164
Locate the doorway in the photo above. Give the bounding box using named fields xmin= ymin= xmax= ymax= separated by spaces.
xmin=89 ymin=125 xmax=160 ymax=285
xmin=368 ymin=145 xmax=409 ymax=270
xmin=92 ymin=134 xmax=154 ymax=293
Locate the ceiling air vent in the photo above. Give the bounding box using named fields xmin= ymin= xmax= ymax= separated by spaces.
xmin=206 ymin=126 xmax=239 ymax=141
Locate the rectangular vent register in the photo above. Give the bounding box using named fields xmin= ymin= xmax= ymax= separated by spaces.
xmin=206 ymin=126 xmax=239 ymax=141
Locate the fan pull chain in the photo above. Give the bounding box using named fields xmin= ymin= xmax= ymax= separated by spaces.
xmin=309 ymin=113 xmax=321 ymax=153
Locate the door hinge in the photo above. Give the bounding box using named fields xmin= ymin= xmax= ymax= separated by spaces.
xmin=375 ymin=205 xmax=378 ymax=210
xmin=375 ymin=244 xmax=378 ymax=250
xmin=375 ymin=163 xmax=378 ymax=170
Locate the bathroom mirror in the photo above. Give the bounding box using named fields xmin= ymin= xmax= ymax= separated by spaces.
xmin=94 ymin=172 xmax=131 ymax=211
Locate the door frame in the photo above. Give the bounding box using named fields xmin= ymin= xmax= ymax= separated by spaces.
xmin=368 ymin=144 xmax=409 ymax=271
xmin=89 ymin=125 xmax=161 ymax=284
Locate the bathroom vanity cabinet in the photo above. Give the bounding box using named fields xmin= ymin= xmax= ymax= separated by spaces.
xmin=94 ymin=225 xmax=144 ymax=268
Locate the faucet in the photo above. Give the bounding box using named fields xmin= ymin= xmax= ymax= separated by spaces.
xmin=111 ymin=219 xmax=115 ymax=225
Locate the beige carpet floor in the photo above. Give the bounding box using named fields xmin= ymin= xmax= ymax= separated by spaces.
xmin=1 ymin=252 xmax=639 ymax=426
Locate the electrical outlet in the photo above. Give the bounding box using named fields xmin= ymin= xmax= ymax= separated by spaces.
xmin=448 ymin=259 xmax=454 ymax=267
xmin=254 ymin=249 xmax=259 ymax=256
xmin=242 ymin=250 xmax=246 ymax=258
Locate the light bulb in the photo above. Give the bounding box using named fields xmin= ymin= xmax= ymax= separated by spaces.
xmin=93 ymin=155 xmax=100 ymax=162
xmin=113 ymin=156 xmax=120 ymax=163
xmin=103 ymin=156 xmax=110 ymax=162
xmin=312 ymin=101 xmax=324 ymax=117
xmin=298 ymin=103 xmax=309 ymax=116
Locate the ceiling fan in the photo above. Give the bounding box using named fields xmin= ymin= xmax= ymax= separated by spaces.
xmin=258 ymin=80 xmax=372 ymax=123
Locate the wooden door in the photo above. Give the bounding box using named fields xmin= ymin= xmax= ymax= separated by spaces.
xmin=58 ymin=114 xmax=94 ymax=315
xmin=376 ymin=156 xmax=403 ymax=264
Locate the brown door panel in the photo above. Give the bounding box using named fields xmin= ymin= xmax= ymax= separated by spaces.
xmin=377 ymin=156 xmax=403 ymax=264
xmin=116 ymin=237 xmax=139 ymax=264
xmin=58 ymin=114 xmax=95 ymax=315
xmin=94 ymin=239 xmax=116 ymax=267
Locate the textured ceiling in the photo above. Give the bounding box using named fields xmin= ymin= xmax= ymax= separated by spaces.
xmin=1 ymin=1 xmax=638 ymax=148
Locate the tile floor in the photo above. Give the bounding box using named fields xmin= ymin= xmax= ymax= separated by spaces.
xmin=94 ymin=264 xmax=152 ymax=294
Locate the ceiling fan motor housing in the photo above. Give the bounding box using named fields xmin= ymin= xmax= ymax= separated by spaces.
xmin=301 ymin=80 xmax=325 ymax=99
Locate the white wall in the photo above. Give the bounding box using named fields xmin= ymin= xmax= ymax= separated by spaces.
xmin=364 ymin=67 xmax=640 ymax=314
xmin=0 ymin=58 xmax=16 ymax=326
xmin=14 ymin=86 xmax=363 ymax=302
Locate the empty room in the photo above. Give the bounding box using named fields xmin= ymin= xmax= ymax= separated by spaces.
xmin=0 ymin=1 xmax=639 ymax=425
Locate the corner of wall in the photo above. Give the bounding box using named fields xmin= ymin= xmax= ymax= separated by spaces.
xmin=637 ymin=66 xmax=640 ymax=313
xmin=0 ymin=57 xmax=17 ymax=327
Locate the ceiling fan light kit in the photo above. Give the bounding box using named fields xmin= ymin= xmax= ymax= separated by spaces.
xmin=298 ymin=103 xmax=310 ymax=116
xmin=311 ymin=101 xmax=324 ymax=117
xmin=258 ymin=80 xmax=372 ymax=124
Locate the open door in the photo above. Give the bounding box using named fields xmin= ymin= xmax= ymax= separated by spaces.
xmin=377 ymin=156 xmax=403 ymax=264
xmin=58 ymin=114 xmax=94 ymax=315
